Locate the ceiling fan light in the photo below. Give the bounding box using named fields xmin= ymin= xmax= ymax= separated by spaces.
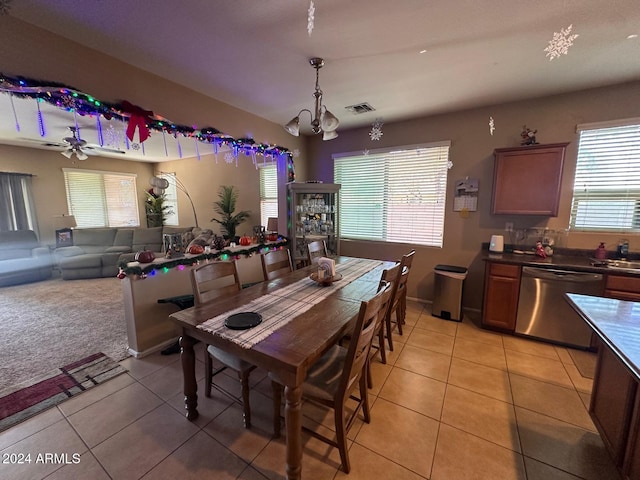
xmin=322 ymin=130 xmax=338 ymax=141
xmin=320 ymin=108 xmax=340 ymax=132
xmin=76 ymin=150 xmax=88 ymax=161
xmin=284 ymin=116 xmax=301 ymax=136
xmin=61 ymin=150 xmax=73 ymax=159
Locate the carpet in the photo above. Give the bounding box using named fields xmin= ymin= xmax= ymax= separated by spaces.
xmin=568 ymin=348 xmax=597 ymax=379
xmin=0 ymin=352 xmax=127 ymax=432
xmin=0 ymin=276 xmax=130 ymax=392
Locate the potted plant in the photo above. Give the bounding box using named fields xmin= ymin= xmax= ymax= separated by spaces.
xmin=145 ymin=189 xmax=174 ymax=227
xmin=211 ymin=185 xmax=250 ymax=241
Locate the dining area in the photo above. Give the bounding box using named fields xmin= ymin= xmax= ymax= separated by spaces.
xmin=169 ymin=243 xmax=415 ymax=480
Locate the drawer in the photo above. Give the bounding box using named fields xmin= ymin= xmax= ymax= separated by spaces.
xmin=488 ymin=263 xmax=520 ymax=278
xmin=606 ymin=275 xmax=640 ymax=294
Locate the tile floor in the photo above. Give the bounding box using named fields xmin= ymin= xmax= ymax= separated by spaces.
xmin=0 ymin=301 xmax=622 ymax=480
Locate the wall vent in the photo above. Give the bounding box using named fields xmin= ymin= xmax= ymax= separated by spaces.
xmin=345 ymin=103 xmax=375 ymax=114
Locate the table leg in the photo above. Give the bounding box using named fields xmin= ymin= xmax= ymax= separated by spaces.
xmin=284 ymin=384 xmax=303 ymax=480
xmin=179 ymin=334 xmax=199 ymax=421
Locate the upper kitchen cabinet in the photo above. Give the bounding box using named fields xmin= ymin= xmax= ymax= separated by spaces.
xmin=491 ymin=143 xmax=569 ymax=216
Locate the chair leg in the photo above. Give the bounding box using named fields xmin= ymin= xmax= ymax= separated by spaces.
xmin=366 ymin=358 xmax=373 ymax=389
xmin=271 ymin=380 xmax=282 ymax=438
xmin=334 ymin=402 xmax=351 ymax=474
xmin=396 ymin=307 xmax=404 ymax=336
xmin=378 ymin=328 xmax=387 ymax=364
xmin=240 ymin=371 xmax=251 ymax=429
xmin=385 ymin=313 xmax=394 ymax=351
xmin=204 ymin=348 xmax=212 ymax=398
xmin=360 ymin=374 xmax=371 ymax=424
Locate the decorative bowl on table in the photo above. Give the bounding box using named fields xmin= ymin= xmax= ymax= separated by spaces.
xmin=309 ymin=272 xmax=343 ymax=286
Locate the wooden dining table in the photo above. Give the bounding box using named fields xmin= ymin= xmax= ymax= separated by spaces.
xmin=168 ymin=255 xmax=395 ymax=480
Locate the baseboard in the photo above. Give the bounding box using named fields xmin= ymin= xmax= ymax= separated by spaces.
xmin=128 ymin=337 xmax=178 ymax=358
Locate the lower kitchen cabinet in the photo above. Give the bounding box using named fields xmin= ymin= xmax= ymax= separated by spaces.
xmin=482 ymin=262 xmax=521 ymax=332
xmin=605 ymin=275 xmax=640 ymax=302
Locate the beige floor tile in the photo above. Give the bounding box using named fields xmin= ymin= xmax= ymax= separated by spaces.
xmin=118 ymin=353 xmax=179 ymax=380
xmin=0 ymin=419 xmax=88 ymax=480
xmin=431 ymin=424 xmax=526 ymax=480
xmin=251 ymin=432 xmax=342 ymax=480
xmin=238 ymin=465 xmax=271 ymax=480
xmin=510 ymin=373 xmax=595 ymax=431
xmin=555 ymin=346 xmax=575 ymax=366
xmin=67 ymin=381 xmax=163 ymax=448
xmin=92 ymin=403 xmax=199 ymax=480
xmin=516 ymin=407 xmax=620 ymax=480
xmin=379 ymin=338 xmax=405 ymax=366
xmin=378 ymin=367 xmax=446 ymax=421
xmin=502 ymin=335 xmax=561 ymax=360
xmin=448 ymin=357 xmax=513 ymax=403
xmin=441 ymin=384 xmax=520 ymax=452
xmin=139 ymin=355 xmax=205 ymax=400
xmin=578 ymin=391 xmax=592 ymax=411
xmin=406 ymin=328 xmax=455 ymax=356
xmin=58 ymin=372 xmax=136 ymax=417
xmin=395 ymin=344 xmax=451 ymax=382
xmin=0 ymin=406 xmax=64 ymax=450
xmin=334 ymin=442 xmax=426 ymax=480
xmin=403 ymin=309 xmax=421 ymax=327
xmin=143 ymin=430 xmax=248 ymax=479
xmin=367 ymin=359 xmax=393 ymax=396
xmin=355 ymin=398 xmax=439 ymax=478
xmin=564 ymin=363 xmax=594 ymax=394
xmin=453 ymin=336 xmax=507 ymax=370
xmin=505 ymin=350 xmax=573 ymax=388
xmin=413 ymin=314 xmax=458 ymax=337
xmin=523 ymin=456 xmax=583 ymax=479
xmin=166 ymin=377 xmax=235 ymax=428
xmin=456 ymin=319 xmax=505 ymax=346
xmin=45 ymin=451 xmax=110 ymax=480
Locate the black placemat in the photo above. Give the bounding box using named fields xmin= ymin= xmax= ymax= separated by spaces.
xmin=224 ymin=312 xmax=263 ymax=330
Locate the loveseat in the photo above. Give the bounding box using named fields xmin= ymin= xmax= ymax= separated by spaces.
xmin=55 ymin=226 xmax=195 ymax=280
xmin=0 ymin=230 xmax=53 ymax=287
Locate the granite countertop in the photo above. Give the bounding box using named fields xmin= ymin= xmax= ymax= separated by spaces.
xmin=566 ymin=293 xmax=640 ymax=380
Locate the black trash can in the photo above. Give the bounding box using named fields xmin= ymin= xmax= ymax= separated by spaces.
xmin=432 ymin=264 xmax=468 ymax=322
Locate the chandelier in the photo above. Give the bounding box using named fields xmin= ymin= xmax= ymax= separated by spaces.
xmin=283 ymin=57 xmax=339 ymax=141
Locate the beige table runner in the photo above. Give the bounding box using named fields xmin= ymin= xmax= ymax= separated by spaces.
xmin=197 ymin=258 xmax=382 ymax=348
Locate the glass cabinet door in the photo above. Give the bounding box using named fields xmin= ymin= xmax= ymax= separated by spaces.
xmin=287 ymin=183 xmax=340 ymax=267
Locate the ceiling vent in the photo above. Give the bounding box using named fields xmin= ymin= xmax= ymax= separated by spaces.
xmin=345 ymin=102 xmax=375 ymax=114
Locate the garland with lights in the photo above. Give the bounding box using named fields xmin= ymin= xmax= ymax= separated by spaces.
xmin=117 ymin=237 xmax=290 ymax=279
xmin=0 ymin=72 xmax=296 ymax=181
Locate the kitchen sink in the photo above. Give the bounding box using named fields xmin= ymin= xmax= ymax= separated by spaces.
xmin=592 ymin=259 xmax=640 ymax=272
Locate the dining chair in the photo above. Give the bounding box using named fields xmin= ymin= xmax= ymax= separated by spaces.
xmin=307 ymin=239 xmax=328 ymax=264
xmin=261 ymin=248 xmax=293 ymax=281
xmin=386 ymin=249 xmax=415 ymax=351
xmin=190 ymin=260 xmax=257 ymax=428
xmin=271 ymin=281 xmax=393 ymax=473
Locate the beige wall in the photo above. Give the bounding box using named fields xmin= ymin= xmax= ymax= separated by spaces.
xmin=305 ymin=80 xmax=640 ymax=310
xmin=0 ymin=17 xmax=305 ymax=242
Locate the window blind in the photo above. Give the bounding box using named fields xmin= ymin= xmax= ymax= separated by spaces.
xmin=158 ymin=172 xmax=179 ymax=226
xmin=259 ymin=164 xmax=278 ymax=226
xmin=63 ymin=168 xmax=139 ymax=228
xmin=334 ymin=142 xmax=450 ymax=247
xmin=570 ymin=122 xmax=640 ymax=231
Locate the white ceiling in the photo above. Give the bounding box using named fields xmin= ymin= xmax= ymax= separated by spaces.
xmin=5 ymin=0 xmax=640 ymax=160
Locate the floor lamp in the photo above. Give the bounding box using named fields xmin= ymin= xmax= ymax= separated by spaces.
xmin=150 ymin=173 xmax=199 ymax=228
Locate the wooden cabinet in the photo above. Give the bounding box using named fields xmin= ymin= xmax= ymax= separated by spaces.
xmin=605 ymin=275 xmax=640 ymax=302
xmin=492 ymin=143 xmax=568 ymax=216
xmin=482 ymin=262 xmax=521 ymax=332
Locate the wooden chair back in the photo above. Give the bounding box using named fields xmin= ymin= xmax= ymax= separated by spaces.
xmin=307 ymin=240 xmax=328 ymax=264
xmin=191 ymin=261 xmax=241 ymax=306
xmin=339 ymin=281 xmax=393 ymax=400
xmin=400 ymin=249 xmax=415 ymax=273
xmin=379 ymin=262 xmax=402 ymax=323
xmin=261 ymin=248 xmax=293 ymax=281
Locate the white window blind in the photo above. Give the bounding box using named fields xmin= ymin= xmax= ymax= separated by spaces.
xmin=63 ymin=168 xmax=139 ymax=228
xmin=158 ymin=172 xmax=179 ymax=226
xmin=334 ymin=142 xmax=450 ymax=247
xmin=259 ymin=164 xmax=278 ymax=226
xmin=570 ymin=120 xmax=640 ymax=231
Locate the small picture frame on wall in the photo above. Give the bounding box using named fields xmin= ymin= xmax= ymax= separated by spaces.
xmin=55 ymin=228 xmax=73 ymax=247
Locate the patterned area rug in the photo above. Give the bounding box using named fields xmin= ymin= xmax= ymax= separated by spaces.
xmin=0 ymin=352 xmax=127 ymax=432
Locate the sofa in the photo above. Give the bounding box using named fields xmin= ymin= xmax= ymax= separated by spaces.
xmin=0 ymin=230 xmax=53 ymax=287
xmin=55 ymin=226 xmax=195 ymax=280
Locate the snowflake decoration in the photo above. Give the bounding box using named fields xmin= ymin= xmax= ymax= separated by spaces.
xmin=307 ymin=1 xmax=315 ymax=36
xmin=489 ymin=116 xmax=495 ymax=136
xmin=105 ymin=125 xmax=125 ymax=149
xmin=131 ymin=142 xmax=140 ymax=151
xmin=544 ymin=24 xmax=579 ymax=61
xmin=447 ymin=160 xmax=454 ymax=170
xmin=293 ymin=148 xmax=301 ymax=158
xmin=369 ymin=118 xmax=384 ymax=141
xmin=224 ymin=152 xmax=235 ymax=164
xmin=362 ymin=149 xmax=370 ymax=156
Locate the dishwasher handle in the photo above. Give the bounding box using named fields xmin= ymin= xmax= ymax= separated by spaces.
xmin=522 ymin=266 xmax=603 ymax=283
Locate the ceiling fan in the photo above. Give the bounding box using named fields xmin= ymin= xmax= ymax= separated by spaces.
xmin=52 ymin=126 xmax=125 ymax=160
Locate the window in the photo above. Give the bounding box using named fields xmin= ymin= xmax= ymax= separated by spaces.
xmin=63 ymin=168 xmax=139 ymax=228
xmin=570 ymin=119 xmax=640 ymax=231
xmin=259 ymin=164 xmax=278 ymax=226
xmin=334 ymin=142 xmax=450 ymax=247
xmin=157 ymin=172 xmax=179 ymax=226
xmin=0 ymin=172 xmax=37 ymax=232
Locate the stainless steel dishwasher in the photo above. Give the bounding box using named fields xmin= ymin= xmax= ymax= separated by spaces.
xmin=515 ymin=266 xmax=603 ymax=348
